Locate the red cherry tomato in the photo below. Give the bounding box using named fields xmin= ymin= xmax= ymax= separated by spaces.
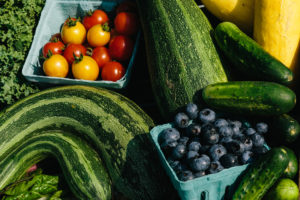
xmin=83 ymin=9 xmax=109 ymax=30
xmin=50 ymin=33 xmax=63 ymax=42
xmin=92 ymin=46 xmax=111 ymax=69
xmin=63 ymin=44 xmax=87 ymax=64
xmin=42 ymin=41 xmax=65 ymax=58
xmin=108 ymin=35 xmax=134 ymax=61
xmin=114 ymin=12 xmax=138 ymax=36
xmin=116 ymin=1 xmax=137 ymax=13
xmin=101 ymin=61 xmax=125 ymax=82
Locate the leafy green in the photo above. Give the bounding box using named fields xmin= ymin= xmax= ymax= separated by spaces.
xmin=0 ymin=0 xmax=45 ymax=109
xmin=1 ymin=169 xmax=62 ymax=200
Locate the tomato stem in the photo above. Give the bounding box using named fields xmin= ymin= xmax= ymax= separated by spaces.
xmin=73 ymin=53 xmax=83 ymax=63
xmin=67 ymin=16 xmax=77 ymax=27
xmin=46 ymin=50 xmax=53 ymax=59
xmin=86 ymin=9 xmax=93 ymax=17
xmin=102 ymin=23 xmax=110 ymax=32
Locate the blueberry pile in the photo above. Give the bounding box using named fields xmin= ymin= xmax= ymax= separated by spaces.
xmin=158 ymin=103 xmax=269 ymax=182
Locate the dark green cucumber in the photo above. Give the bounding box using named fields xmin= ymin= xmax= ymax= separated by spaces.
xmin=271 ymin=114 xmax=300 ymax=144
xmin=0 ymin=131 xmax=111 ymax=200
xmin=214 ymin=22 xmax=293 ymax=85
xmin=202 ymin=81 xmax=296 ymax=116
xmin=232 ymin=147 xmax=289 ymax=200
xmin=0 ymin=85 xmax=173 ymax=200
xmin=282 ymin=147 xmax=298 ymax=179
xmin=136 ymin=0 xmax=228 ymax=120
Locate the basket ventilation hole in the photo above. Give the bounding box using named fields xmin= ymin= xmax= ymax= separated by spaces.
xmin=201 ymin=191 xmax=207 ymax=200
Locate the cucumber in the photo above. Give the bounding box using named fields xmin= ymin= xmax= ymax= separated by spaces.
xmin=270 ymin=114 xmax=300 ymax=144
xmin=214 ymin=22 xmax=293 ymax=85
xmin=202 ymin=81 xmax=296 ymax=116
xmin=136 ymin=0 xmax=228 ymax=120
xmin=232 ymin=147 xmax=289 ymax=200
xmin=282 ymin=147 xmax=298 ymax=179
xmin=0 ymin=85 xmax=173 ymax=200
xmin=0 ymin=131 xmax=111 ymax=200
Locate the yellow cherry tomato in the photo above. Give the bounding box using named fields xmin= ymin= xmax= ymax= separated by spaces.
xmin=87 ymin=23 xmax=111 ymax=47
xmin=72 ymin=56 xmax=99 ymax=80
xmin=43 ymin=54 xmax=69 ymax=78
xmin=61 ymin=17 xmax=86 ymax=44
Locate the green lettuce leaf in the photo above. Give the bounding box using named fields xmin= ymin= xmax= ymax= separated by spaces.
xmin=1 ymin=169 xmax=62 ymax=200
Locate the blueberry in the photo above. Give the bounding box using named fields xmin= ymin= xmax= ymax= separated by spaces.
xmin=194 ymin=171 xmax=206 ymax=178
xmin=190 ymin=154 xmax=211 ymax=172
xmin=188 ymin=141 xmax=201 ymax=152
xmin=174 ymin=112 xmax=190 ymax=128
xmin=202 ymin=124 xmax=219 ymax=145
xmin=167 ymin=158 xmax=180 ymax=169
xmin=208 ymin=161 xmax=224 ymax=174
xmin=220 ymin=154 xmax=239 ymax=168
xmin=256 ymin=122 xmax=268 ymax=134
xmin=158 ymin=128 xmax=180 ymax=145
xmin=214 ymin=118 xmax=229 ymax=128
xmin=171 ymin=144 xmax=187 ymax=160
xmin=232 ymin=133 xmax=245 ymax=141
xmin=178 ymin=170 xmax=195 ymax=181
xmin=230 ymin=120 xmax=242 ymax=128
xmin=186 ymin=151 xmax=199 ymax=161
xmin=253 ymin=145 xmax=269 ymax=155
xmin=199 ymin=108 xmax=216 ymax=123
xmin=178 ymin=136 xmax=189 ymax=146
xmin=173 ymin=162 xmax=188 ymax=174
xmin=186 ymin=103 xmax=199 ymax=120
xmin=240 ymin=151 xmax=254 ymax=164
xmin=230 ymin=123 xmax=241 ymax=136
xmin=208 ymin=144 xmax=227 ymax=161
xmin=251 ymin=134 xmax=265 ymax=147
xmin=161 ymin=141 xmax=178 ymax=156
xmin=240 ymin=136 xmax=253 ymax=151
xmin=226 ymin=140 xmax=245 ymax=155
xmin=186 ymin=123 xmax=201 ymax=137
xmin=219 ymin=126 xmax=233 ymax=137
xmin=199 ymin=145 xmax=210 ymax=154
xmin=219 ymin=136 xmax=233 ymax=145
xmin=245 ymin=128 xmax=256 ymax=136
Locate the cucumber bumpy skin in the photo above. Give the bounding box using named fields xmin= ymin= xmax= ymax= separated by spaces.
xmin=231 ymin=147 xmax=289 ymax=200
xmin=202 ymin=81 xmax=296 ymax=116
xmin=214 ymin=22 xmax=293 ymax=85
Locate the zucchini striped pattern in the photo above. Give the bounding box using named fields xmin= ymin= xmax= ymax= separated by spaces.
xmin=136 ymin=0 xmax=228 ymax=120
xmin=0 ymin=131 xmax=111 ymax=200
xmin=0 ymin=85 xmax=173 ymax=200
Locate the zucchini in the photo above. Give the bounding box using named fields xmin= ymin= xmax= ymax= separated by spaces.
xmin=0 ymin=131 xmax=111 ymax=200
xmin=136 ymin=0 xmax=228 ymax=120
xmin=202 ymin=81 xmax=296 ymax=116
xmin=232 ymin=147 xmax=289 ymax=200
xmin=0 ymin=85 xmax=172 ymax=200
xmin=214 ymin=22 xmax=293 ymax=85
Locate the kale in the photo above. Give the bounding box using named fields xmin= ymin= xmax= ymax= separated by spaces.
xmin=0 ymin=0 xmax=45 ymax=109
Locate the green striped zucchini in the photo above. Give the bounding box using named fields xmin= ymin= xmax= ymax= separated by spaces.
xmin=0 ymin=131 xmax=111 ymax=200
xmin=0 ymin=85 xmax=173 ymax=200
xmin=136 ymin=0 xmax=228 ymax=120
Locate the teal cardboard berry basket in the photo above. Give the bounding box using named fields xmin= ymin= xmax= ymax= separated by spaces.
xmin=22 ymin=0 xmax=140 ymax=89
xmin=150 ymin=123 xmax=253 ymax=200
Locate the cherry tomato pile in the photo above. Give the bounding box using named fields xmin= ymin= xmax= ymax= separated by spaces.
xmin=41 ymin=1 xmax=138 ymax=82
